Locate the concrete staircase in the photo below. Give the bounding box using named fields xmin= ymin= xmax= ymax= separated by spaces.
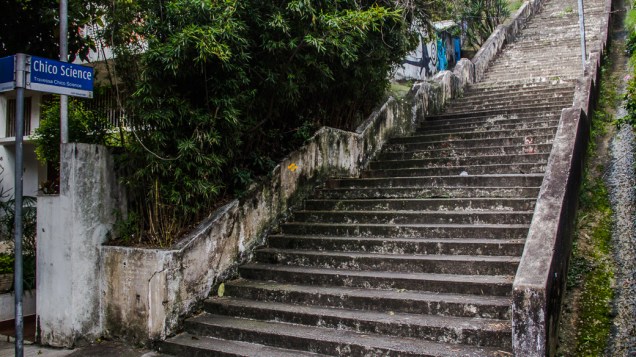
xmin=159 ymin=0 xmax=606 ymax=355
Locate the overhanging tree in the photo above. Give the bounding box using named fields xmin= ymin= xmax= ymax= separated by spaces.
xmin=0 ymin=0 xmax=101 ymax=60
xmin=105 ymin=0 xmax=440 ymax=245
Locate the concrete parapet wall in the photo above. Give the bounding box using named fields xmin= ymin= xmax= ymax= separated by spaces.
xmin=512 ymin=107 xmax=591 ymax=356
xmin=0 ymin=290 xmax=35 ymax=322
xmin=37 ymin=144 xmax=125 ymax=347
xmin=100 ymin=69 xmax=471 ymax=342
xmin=511 ymin=0 xmax=611 ymax=353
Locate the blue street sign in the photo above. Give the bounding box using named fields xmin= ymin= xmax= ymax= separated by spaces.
xmin=0 ymin=55 xmax=15 ymax=92
xmin=27 ymin=56 xmax=94 ymax=98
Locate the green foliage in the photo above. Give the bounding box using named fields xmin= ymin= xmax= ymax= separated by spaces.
xmin=588 ymin=61 xmax=619 ymax=152
xmin=621 ymin=75 xmax=636 ymax=127
xmin=625 ymin=7 xmax=636 ymax=54
xmin=507 ymin=0 xmax=524 ymax=12
xmin=33 ymin=97 xmax=112 ymax=174
xmin=0 ymin=196 xmax=38 ymax=258
xmin=106 ymin=0 xmax=436 ymax=245
xmin=0 ymin=254 xmax=13 ymax=274
xmin=454 ymin=0 xmax=510 ymax=48
xmin=0 ymin=0 xmax=102 ymax=61
xmin=624 ymin=7 xmax=636 ymax=128
xmin=564 ymin=55 xmax=615 ymax=354
xmin=569 ymin=176 xmax=614 ymax=355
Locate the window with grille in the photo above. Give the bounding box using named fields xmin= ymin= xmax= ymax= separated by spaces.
xmin=6 ymin=98 xmax=32 ymax=137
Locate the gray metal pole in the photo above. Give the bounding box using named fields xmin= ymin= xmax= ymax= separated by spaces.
xmin=578 ymin=0 xmax=587 ymax=72
xmin=60 ymin=0 xmax=69 ymax=143
xmin=13 ymin=53 xmax=26 ymax=357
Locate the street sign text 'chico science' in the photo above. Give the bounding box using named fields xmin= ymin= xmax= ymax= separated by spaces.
xmin=29 ymin=56 xmax=93 ymax=98
xmin=0 ymin=55 xmax=94 ymax=98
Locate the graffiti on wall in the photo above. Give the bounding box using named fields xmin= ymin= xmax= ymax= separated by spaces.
xmin=394 ymin=21 xmax=461 ymax=81
xmin=401 ymin=39 xmax=438 ymax=77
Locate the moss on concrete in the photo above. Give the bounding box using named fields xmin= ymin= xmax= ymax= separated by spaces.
xmin=560 ymin=56 xmax=617 ymax=357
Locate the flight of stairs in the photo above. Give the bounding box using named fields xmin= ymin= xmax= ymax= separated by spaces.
xmin=158 ymin=0 xmax=606 ymax=355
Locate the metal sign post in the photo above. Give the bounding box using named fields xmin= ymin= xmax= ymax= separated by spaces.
xmin=0 ymin=53 xmax=92 ymax=356
xmin=578 ymin=0 xmax=587 ymax=72
xmin=60 ymin=0 xmax=69 ymax=143
xmin=13 ymin=53 xmax=26 ymax=357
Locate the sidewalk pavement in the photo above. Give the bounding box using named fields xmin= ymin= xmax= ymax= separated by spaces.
xmin=0 ymin=339 xmax=165 ymax=357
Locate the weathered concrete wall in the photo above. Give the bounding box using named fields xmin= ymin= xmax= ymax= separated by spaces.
xmin=101 ymin=99 xmax=409 ymax=342
xmin=36 ymin=144 xmax=125 ymax=347
xmin=512 ymin=0 xmax=612 ymax=354
xmin=100 ymin=65 xmax=473 ymax=343
xmin=0 ymin=290 xmax=35 ymax=322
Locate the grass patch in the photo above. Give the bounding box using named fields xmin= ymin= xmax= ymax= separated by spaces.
xmin=389 ymin=81 xmax=415 ymax=98
xmin=507 ymin=0 xmax=524 ymax=12
xmin=562 ymin=56 xmax=616 ymax=356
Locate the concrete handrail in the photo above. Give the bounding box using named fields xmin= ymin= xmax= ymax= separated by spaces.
xmin=511 ymin=0 xmax=613 ymax=351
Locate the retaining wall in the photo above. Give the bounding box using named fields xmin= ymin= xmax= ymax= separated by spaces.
xmin=511 ymin=0 xmax=612 ymax=353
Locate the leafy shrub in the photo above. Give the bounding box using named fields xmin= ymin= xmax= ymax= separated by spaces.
xmin=106 ymin=0 xmax=436 ymax=245
xmin=34 ymin=96 xmax=112 ymax=165
xmin=0 ymin=196 xmax=38 ymax=258
xmin=455 ymin=0 xmax=510 ymax=49
xmin=32 ymin=96 xmax=113 ymax=192
xmin=0 ymin=254 xmax=13 ymax=274
xmin=623 ymin=6 xmax=636 ymax=128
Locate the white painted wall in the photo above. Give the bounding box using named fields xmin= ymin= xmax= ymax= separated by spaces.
xmin=37 ymin=144 xmax=123 ymax=347
xmin=0 ymin=92 xmax=47 ymax=199
xmin=0 ymin=290 xmax=36 ymax=322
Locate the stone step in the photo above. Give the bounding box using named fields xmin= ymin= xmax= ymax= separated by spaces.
xmin=515 ymin=32 xmax=599 ymax=41
xmin=458 ymin=85 xmax=573 ymax=101
xmin=466 ymin=81 xmax=573 ymax=93
xmin=267 ymin=235 xmax=526 ymax=256
xmin=201 ymin=299 xmax=512 ymax=348
xmin=313 ymin=186 xmax=541 ymax=199
xmin=222 ymin=280 xmax=512 ymax=319
xmin=382 ymin=135 xmax=553 ymax=152
xmin=255 ymin=248 xmax=521 ymax=275
xmin=502 ymin=42 xmax=589 ymax=51
xmin=363 ymin=162 xmax=546 ymax=177
xmin=325 ymin=174 xmax=544 ymax=189
xmin=417 ymin=119 xmax=560 ymax=135
xmin=470 ymin=77 xmax=578 ymax=88
xmin=303 ymin=197 xmax=536 ymax=211
xmin=421 ymin=112 xmax=560 ymax=129
xmin=423 ymin=104 xmax=566 ymax=121
xmin=279 ymin=222 xmax=529 ymax=239
xmin=369 ymin=153 xmax=550 ymax=169
xmin=484 ymin=62 xmax=583 ymax=72
xmin=439 ymin=102 xmax=570 ymax=117
xmin=391 ymin=127 xmax=557 ymax=144
xmin=487 ymin=58 xmax=580 ymax=67
xmin=450 ymin=93 xmax=572 ymax=108
xmin=378 ymin=144 xmax=553 ymax=160
xmin=492 ymin=53 xmax=583 ymax=63
xmin=239 ymin=264 xmax=515 ymax=296
xmin=483 ymin=70 xmax=580 ymax=80
xmin=291 ymin=210 xmax=534 ymax=225
xmin=160 ymin=333 xmax=325 ymax=357
xmin=444 ymin=97 xmax=572 ymax=113
xmin=171 ymin=315 xmax=510 ymax=356
xmin=483 ymin=72 xmax=581 ymax=82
